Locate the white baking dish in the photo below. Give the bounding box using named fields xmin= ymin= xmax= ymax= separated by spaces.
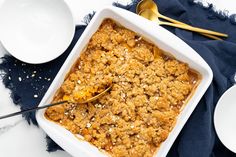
xmin=36 ymin=6 xmax=213 ymax=157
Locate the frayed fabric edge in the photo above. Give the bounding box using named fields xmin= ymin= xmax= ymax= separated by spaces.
xmin=0 ymin=55 xmax=38 ymax=125
xmin=188 ymin=0 xmax=236 ymax=24
xmin=112 ymin=0 xmax=139 ymax=10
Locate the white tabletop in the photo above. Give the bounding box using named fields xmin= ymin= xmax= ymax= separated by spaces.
xmin=0 ymin=0 xmax=235 ymax=157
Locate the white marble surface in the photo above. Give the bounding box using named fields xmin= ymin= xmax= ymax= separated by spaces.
xmin=0 ymin=0 xmax=235 ymax=157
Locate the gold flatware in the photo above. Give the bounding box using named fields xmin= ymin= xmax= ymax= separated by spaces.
xmin=136 ymin=0 xmax=226 ymax=39
xmin=136 ymin=0 xmax=158 ymax=17
xmin=76 ymin=84 xmax=112 ymax=103
xmin=139 ymin=9 xmax=228 ymax=38
xmin=0 ymin=84 xmax=112 ymax=120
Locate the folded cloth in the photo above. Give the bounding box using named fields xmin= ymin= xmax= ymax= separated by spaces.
xmin=0 ymin=0 xmax=236 ymax=156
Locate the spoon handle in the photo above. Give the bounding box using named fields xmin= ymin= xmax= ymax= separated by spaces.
xmin=158 ymin=14 xmax=222 ymax=40
xmin=158 ymin=21 xmax=228 ymax=37
xmin=0 ymin=101 xmax=68 ymax=120
xmin=158 ymin=14 xmax=186 ymax=25
xmin=0 ymin=84 xmax=112 ymax=120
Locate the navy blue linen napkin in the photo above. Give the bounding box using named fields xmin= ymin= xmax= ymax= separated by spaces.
xmin=0 ymin=0 xmax=236 ymax=156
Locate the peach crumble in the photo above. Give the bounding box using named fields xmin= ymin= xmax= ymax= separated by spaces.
xmin=45 ymin=19 xmax=199 ymax=157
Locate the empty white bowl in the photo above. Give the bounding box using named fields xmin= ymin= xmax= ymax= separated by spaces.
xmin=214 ymin=85 xmax=236 ymax=153
xmin=0 ymin=0 xmax=75 ymax=64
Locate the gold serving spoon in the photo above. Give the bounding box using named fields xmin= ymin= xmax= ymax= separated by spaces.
xmin=0 ymin=84 xmax=112 ymax=120
xmin=136 ymin=0 xmax=226 ymax=39
xmin=139 ymin=9 xmax=228 ymax=38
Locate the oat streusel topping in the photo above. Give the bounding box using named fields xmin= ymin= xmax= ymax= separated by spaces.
xmin=45 ymin=19 xmax=199 ymax=157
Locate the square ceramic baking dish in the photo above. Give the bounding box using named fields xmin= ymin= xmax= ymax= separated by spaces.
xmin=36 ymin=6 xmax=213 ymax=157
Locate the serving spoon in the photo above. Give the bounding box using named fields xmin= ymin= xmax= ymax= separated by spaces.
xmin=136 ymin=0 xmax=226 ymax=39
xmin=0 ymin=84 xmax=112 ymax=120
xmin=139 ymin=9 xmax=228 ymax=38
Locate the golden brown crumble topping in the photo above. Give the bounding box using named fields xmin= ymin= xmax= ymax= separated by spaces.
xmin=45 ymin=19 xmax=199 ymax=157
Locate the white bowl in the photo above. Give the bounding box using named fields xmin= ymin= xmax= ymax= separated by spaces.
xmin=214 ymin=85 xmax=236 ymax=153
xmin=0 ymin=0 xmax=75 ymax=64
xmin=36 ymin=7 xmax=213 ymax=157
